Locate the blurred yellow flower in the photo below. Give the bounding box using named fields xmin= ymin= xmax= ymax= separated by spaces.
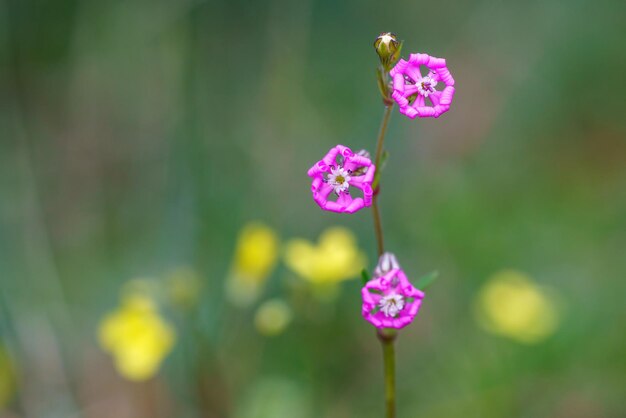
xmin=98 ymin=294 xmax=175 ymax=381
xmin=474 ymin=269 xmax=560 ymax=344
xmin=284 ymin=226 xmax=366 ymax=285
xmin=166 ymin=267 xmax=202 ymax=310
xmin=254 ymin=299 xmax=293 ymax=337
xmin=226 ymin=222 xmax=279 ymax=306
xmin=0 ymin=344 xmax=16 ymax=409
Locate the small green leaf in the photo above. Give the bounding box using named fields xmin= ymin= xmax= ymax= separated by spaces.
xmin=361 ymin=268 xmax=371 ymax=286
xmin=372 ymin=151 xmax=390 ymax=190
xmin=376 ymin=67 xmax=388 ymax=99
xmin=380 ymin=150 xmax=390 ymax=171
xmin=414 ymin=270 xmax=439 ymax=291
xmin=372 ymin=170 xmax=381 ymax=190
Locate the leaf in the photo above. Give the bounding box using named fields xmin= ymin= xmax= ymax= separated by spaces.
xmin=376 ymin=67 xmax=388 ymax=99
xmin=361 ymin=268 xmax=371 ymax=286
xmin=372 ymin=170 xmax=381 ymax=190
xmin=380 ymin=150 xmax=390 ymax=171
xmin=414 ymin=270 xmax=439 ymax=291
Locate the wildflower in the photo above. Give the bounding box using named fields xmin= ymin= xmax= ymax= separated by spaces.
xmin=0 ymin=344 xmax=15 ymax=409
xmin=98 ymin=294 xmax=175 ymax=381
xmin=307 ymin=145 xmax=376 ymax=213
xmin=373 ymin=252 xmax=401 ymax=277
xmin=226 ymin=222 xmax=279 ymax=306
xmin=389 ymin=53 xmax=455 ymax=118
xmin=362 ymin=268 xmax=425 ymax=329
xmin=284 ymin=227 xmax=366 ymax=285
xmin=474 ymin=270 xmax=560 ymax=344
xmin=254 ymin=299 xmax=293 ymax=337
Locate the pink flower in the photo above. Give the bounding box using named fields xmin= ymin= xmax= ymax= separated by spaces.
xmin=362 ymin=268 xmax=425 ymax=329
xmin=307 ymin=145 xmax=376 ymax=214
xmin=389 ymin=53 xmax=455 ymax=119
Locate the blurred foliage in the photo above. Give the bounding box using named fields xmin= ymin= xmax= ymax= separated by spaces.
xmin=0 ymin=344 xmax=16 ymax=409
xmin=1 ymin=0 xmax=625 ymax=417
xmin=166 ymin=267 xmax=203 ymax=310
xmin=254 ymin=299 xmax=292 ymax=337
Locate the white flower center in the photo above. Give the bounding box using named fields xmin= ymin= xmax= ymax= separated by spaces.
xmin=327 ymin=166 xmax=351 ymax=194
xmin=416 ymin=76 xmax=437 ymax=97
xmin=379 ymin=293 xmax=405 ymax=317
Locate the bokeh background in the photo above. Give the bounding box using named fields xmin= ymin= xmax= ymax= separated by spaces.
xmin=1 ymin=0 xmax=625 ymax=417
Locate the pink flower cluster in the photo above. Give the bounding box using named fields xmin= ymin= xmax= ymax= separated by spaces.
xmin=305 ymin=44 xmax=453 ymax=331
xmin=390 ymin=53 xmax=455 ymax=119
xmin=362 ymin=267 xmax=425 ymax=329
xmin=307 ymin=145 xmax=376 ymax=214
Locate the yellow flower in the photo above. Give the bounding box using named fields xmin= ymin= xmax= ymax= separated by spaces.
xmin=0 ymin=344 xmax=16 ymax=409
xmin=226 ymin=222 xmax=279 ymax=306
xmin=474 ymin=270 xmax=560 ymax=344
xmin=254 ymin=299 xmax=293 ymax=337
xmin=284 ymin=227 xmax=366 ymax=285
xmin=98 ymin=293 xmax=175 ymax=381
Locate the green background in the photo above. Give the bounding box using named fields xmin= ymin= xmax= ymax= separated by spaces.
xmin=1 ymin=0 xmax=625 ymax=417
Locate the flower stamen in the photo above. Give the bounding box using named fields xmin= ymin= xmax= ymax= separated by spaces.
xmin=327 ymin=166 xmax=352 ymax=194
xmin=416 ymin=75 xmax=437 ymax=97
xmin=379 ymin=293 xmax=405 ymax=318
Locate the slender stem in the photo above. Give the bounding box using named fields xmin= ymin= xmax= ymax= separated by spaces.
xmin=372 ymin=199 xmax=385 ymax=256
xmin=374 ymin=105 xmax=393 ymax=170
xmin=372 ymin=95 xmax=396 ymax=417
xmin=378 ymin=329 xmax=397 ymax=418
xmin=372 ymin=104 xmax=393 ymax=257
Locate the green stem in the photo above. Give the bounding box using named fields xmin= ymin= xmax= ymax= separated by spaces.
xmin=372 ymin=104 xmax=393 ymax=257
xmin=378 ymin=329 xmax=397 ymax=418
xmin=372 ymin=198 xmax=385 ymax=257
xmin=371 ymin=84 xmax=396 ymax=417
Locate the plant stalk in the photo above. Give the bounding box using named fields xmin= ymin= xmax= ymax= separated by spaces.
xmin=372 ymin=104 xmax=392 ymax=257
xmin=378 ymin=329 xmax=397 ymax=418
xmin=372 ymin=92 xmax=396 ymax=417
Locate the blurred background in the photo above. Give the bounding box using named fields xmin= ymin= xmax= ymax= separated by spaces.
xmin=1 ymin=0 xmax=625 ymax=417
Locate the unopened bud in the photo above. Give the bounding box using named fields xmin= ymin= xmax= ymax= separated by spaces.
xmin=374 ymin=252 xmax=401 ymax=277
xmin=374 ymin=32 xmax=400 ymax=69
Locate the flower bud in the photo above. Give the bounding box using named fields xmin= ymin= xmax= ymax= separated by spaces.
xmin=373 ymin=32 xmax=400 ymax=69
xmin=374 ymin=252 xmax=401 ymax=277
